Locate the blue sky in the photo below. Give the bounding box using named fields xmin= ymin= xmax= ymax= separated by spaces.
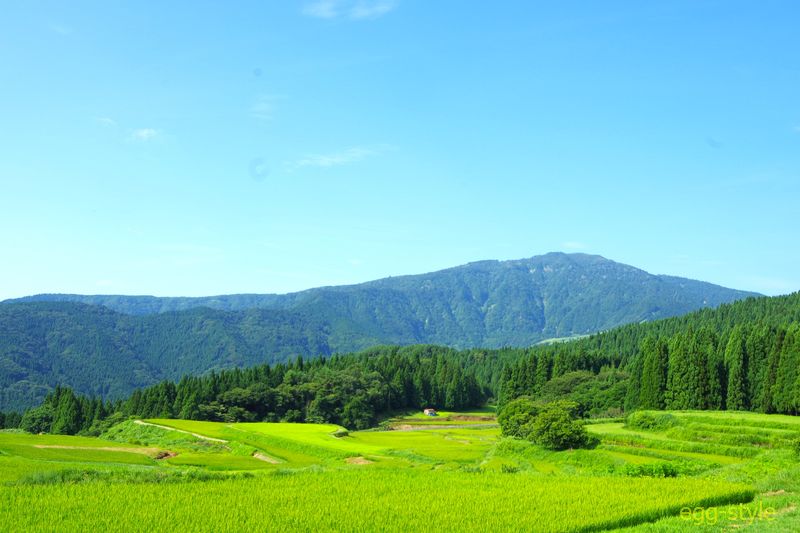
xmin=1 ymin=0 xmax=799 ymax=300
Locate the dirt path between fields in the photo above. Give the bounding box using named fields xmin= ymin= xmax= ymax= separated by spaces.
xmin=391 ymin=423 xmax=499 ymax=431
xmin=252 ymin=452 xmax=280 ymax=464
xmin=133 ymin=420 xmax=228 ymax=443
xmin=33 ymin=444 xmax=161 ymax=455
xmin=346 ymin=456 xmax=373 ymax=465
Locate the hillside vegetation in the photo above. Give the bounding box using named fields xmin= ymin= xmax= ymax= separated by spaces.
xmin=500 ymin=291 xmax=800 ymax=416
xmin=4 ymin=292 xmax=800 ymax=439
xmin=0 ymin=253 xmax=757 ymax=411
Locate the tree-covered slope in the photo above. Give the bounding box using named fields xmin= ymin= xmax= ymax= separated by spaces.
xmin=0 ymin=303 xmax=343 ymax=411
xmin=4 ymin=252 xmax=757 ymax=345
xmin=500 ymin=291 xmax=800 ymax=416
xmin=8 ymin=292 xmax=799 ymax=437
xmin=0 ymin=253 xmax=759 ymax=411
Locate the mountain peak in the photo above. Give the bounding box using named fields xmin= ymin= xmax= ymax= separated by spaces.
xmin=0 ymin=253 xmax=760 ymax=411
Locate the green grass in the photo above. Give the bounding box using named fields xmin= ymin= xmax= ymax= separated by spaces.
xmin=103 ymin=420 xmax=228 ymax=453
xmin=598 ymin=444 xmax=743 ymax=465
xmin=385 ymin=407 xmax=498 ymax=427
xmin=0 ymin=432 xmax=159 ymax=466
xmin=144 ymin=419 xmax=232 ymax=440
xmin=670 ymin=410 xmax=800 ymax=429
xmin=164 ymin=452 xmax=274 ymax=471
xmin=146 ymin=418 xmax=500 ymax=467
xmin=351 ymin=427 xmax=497 ymax=464
xmin=3 ymin=409 xmax=800 ymax=531
xmin=587 ymin=423 xmax=760 ymax=458
xmin=402 ymin=407 xmax=496 ymax=419
xmin=234 ymin=422 xmax=375 ymax=454
xmin=0 ymin=469 xmax=753 ymax=533
xmin=0 ymin=431 xmax=156 ymax=450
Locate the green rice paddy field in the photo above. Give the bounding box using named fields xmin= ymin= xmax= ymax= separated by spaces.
xmin=1 ymin=410 xmax=798 ymax=532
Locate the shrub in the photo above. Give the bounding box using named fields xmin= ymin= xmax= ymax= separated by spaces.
xmin=497 ymin=397 xmax=540 ymax=439
xmin=531 ymin=401 xmax=592 ymax=451
xmin=623 ymin=462 xmax=678 ymax=478
xmin=86 ymin=411 xmax=127 ymax=436
xmin=499 ymin=399 xmax=593 ymax=450
xmin=626 ymin=411 xmax=678 ymax=431
xmin=622 ymin=460 xmax=710 ymax=478
xmin=19 ymin=405 xmax=55 ymax=434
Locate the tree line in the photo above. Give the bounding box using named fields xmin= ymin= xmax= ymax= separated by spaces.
xmin=2 ymin=345 xmax=489 ymax=434
xmin=4 ymin=292 xmax=798 ymax=435
xmin=499 ymin=292 xmax=800 ymax=416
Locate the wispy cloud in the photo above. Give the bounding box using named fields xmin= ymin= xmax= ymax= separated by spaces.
xmin=350 ymin=1 xmax=397 ymax=19
xmin=285 ymin=145 xmax=390 ymax=170
xmin=303 ymin=0 xmax=338 ymax=18
xmin=94 ymin=117 xmax=117 ymax=127
xmin=562 ymin=241 xmax=588 ymax=251
xmin=130 ymin=128 xmax=159 ymax=142
xmin=793 ymin=125 xmax=800 ymax=133
xmin=302 ymin=0 xmax=398 ymax=20
xmin=250 ymin=94 xmax=283 ymax=120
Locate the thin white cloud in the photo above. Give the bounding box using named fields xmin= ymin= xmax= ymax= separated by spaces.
xmin=250 ymin=94 xmax=283 ymax=120
xmin=94 ymin=117 xmax=117 ymax=127
xmin=285 ymin=145 xmax=388 ymax=170
xmin=303 ymin=0 xmax=338 ymax=18
xmin=793 ymin=125 xmax=800 ymax=133
xmin=302 ymin=0 xmax=398 ymax=20
xmin=350 ymin=1 xmax=397 ymax=19
xmin=562 ymin=241 xmax=588 ymax=251
xmin=130 ymin=128 xmax=159 ymax=141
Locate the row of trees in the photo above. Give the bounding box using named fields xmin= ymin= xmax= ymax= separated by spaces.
xmin=627 ymin=323 xmax=800 ymax=414
xmin=0 ymin=411 xmax=22 ymax=429
xmin=8 ymin=345 xmax=488 ymax=434
xmin=498 ymin=353 xmax=627 ymax=417
xmin=500 ymin=293 xmax=800 ymax=416
xmin=15 ymin=387 xmax=112 ymax=435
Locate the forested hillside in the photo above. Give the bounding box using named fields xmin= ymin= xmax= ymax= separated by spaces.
xmin=0 ymin=303 xmax=342 ymax=411
xmin=4 ymin=292 xmax=799 ymax=435
xmin=8 ymin=345 xmax=493 ymax=433
xmin=500 ymin=291 xmax=800 ymax=416
xmin=9 ymin=254 xmax=757 ymax=337
xmin=7 ymin=255 xmax=757 ymax=347
xmin=0 ymin=253 xmax=757 ymax=411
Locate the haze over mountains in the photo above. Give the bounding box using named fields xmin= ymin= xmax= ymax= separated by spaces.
xmin=0 ymin=253 xmax=759 ymax=410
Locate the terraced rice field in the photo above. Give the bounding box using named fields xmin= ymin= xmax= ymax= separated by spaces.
xmin=0 ymin=410 xmax=798 ymax=531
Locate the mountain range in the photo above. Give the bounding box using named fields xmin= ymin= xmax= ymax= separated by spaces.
xmin=0 ymin=252 xmax=759 ymax=410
